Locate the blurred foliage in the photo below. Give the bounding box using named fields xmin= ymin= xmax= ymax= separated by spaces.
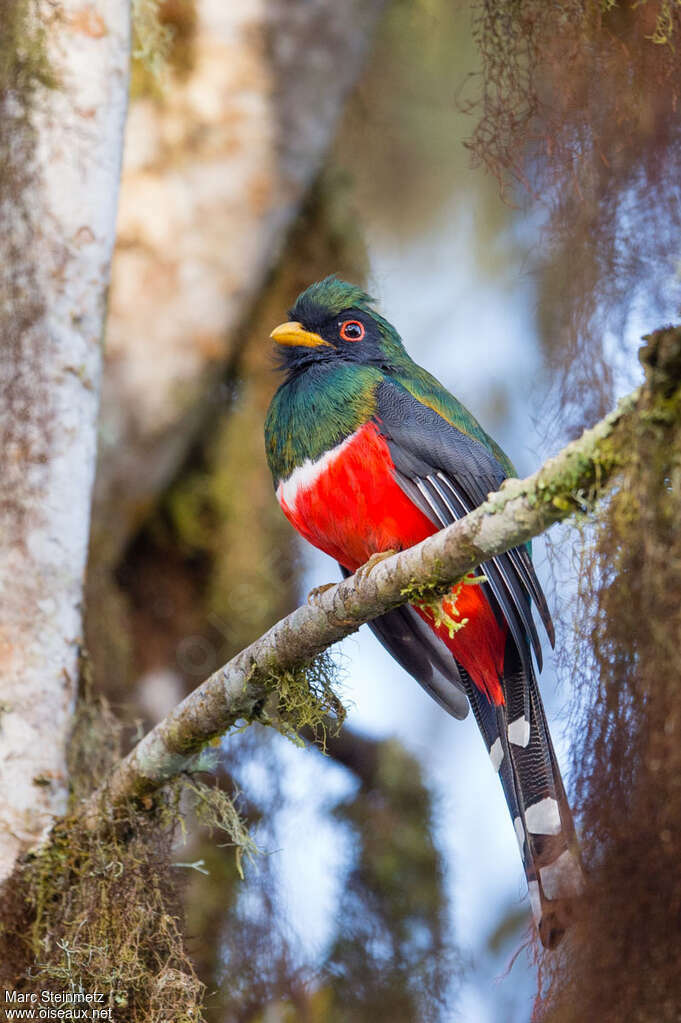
xmin=466 ymin=0 xmax=681 ymax=433
xmin=538 ymin=330 xmax=681 ymax=1020
xmin=324 ymin=739 xmax=457 ymax=1023
xmin=333 ymin=0 xmax=516 ymax=265
xmin=186 ymin=730 xmax=456 ymax=1023
xmin=183 ymin=732 xmax=309 ymax=1023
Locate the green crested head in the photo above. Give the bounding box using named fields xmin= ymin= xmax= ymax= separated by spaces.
xmin=292 ymin=276 xmax=374 ymax=320
xmin=266 ymin=274 xmax=518 ymax=481
xmin=269 ymin=274 xmax=411 ymax=376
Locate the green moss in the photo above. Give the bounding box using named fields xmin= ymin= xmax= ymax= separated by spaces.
xmin=131 ymin=0 xmax=172 ymax=77
xmin=400 ymin=578 xmax=443 ymax=604
xmin=181 ymin=776 xmax=258 ymax=881
xmin=0 ymin=788 xmax=204 ymax=1016
xmin=259 ymin=652 xmax=347 ymax=750
xmin=0 ymin=690 xmax=260 ymax=1016
xmin=400 ymin=572 xmax=486 ymax=639
xmin=130 ymin=0 xmax=198 ymax=98
xmin=522 ymin=421 xmax=628 ymax=523
xmin=0 ymin=686 xmax=199 ymax=1010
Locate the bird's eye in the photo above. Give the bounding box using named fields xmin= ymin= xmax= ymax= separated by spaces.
xmin=339 ymin=319 xmax=365 ymax=342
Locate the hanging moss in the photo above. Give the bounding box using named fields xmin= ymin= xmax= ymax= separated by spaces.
xmin=538 ymin=327 xmax=681 ymax=1020
xmin=467 ymin=0 xmax=681 ymax=438
xmin=260 ymin=651 xmax=347 ymax=749
xmin=182 ymin=776 xmax=259 ymax=880
xmin=0 ymin=680 xmax=263 ymax=1019
xmin=0 ymin=688 xmax=202 ymax=1017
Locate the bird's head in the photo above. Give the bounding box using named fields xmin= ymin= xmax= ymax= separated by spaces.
xmin=270 ymin=275 xmax=408 ymax=376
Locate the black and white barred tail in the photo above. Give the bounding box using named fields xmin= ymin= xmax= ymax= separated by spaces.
xmin=464 ymin=637 xmax=583 ymax=948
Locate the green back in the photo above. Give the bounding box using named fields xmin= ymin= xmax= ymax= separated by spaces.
xmin=390 ymin=360 xmax=517 ymax=479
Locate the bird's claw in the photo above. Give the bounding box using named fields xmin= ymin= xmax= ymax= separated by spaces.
xmin=307 ymin=582 xmax=336 ymax=607
xmin=306 ymin=550 xmax=396 ymax=618
xmin=355 ymin=548 xmax=398 ymax=583
xmin=308 ymin=582 xmax=355 ymax=626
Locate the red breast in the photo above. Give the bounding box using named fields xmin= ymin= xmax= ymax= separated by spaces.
xmin=277 ymin=420 xmax=507 ymax=702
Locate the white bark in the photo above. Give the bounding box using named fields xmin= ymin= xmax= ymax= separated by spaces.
xmin=95 ymin=0 xmax=386 ymax=560
xmin=0 ymin=1 xmax=129 ymax=879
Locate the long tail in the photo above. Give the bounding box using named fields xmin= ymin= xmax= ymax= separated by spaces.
xmin=462 ymin=637 xmax=583 ymax=948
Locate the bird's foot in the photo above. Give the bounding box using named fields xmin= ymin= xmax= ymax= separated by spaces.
xmin=307 ymin=582 xmax=336 ymax=607
xmin=355 ymin=549 xmax=398 ymax=583
xmin=307 ymin=581 xmax=355 ymax=627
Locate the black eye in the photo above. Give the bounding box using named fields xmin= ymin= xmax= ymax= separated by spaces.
xmin=339 ymin=319 xmax=365 ymax=342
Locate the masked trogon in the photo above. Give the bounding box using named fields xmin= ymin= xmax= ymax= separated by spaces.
xmin=264 ymin=276 xmax=582 ymax=948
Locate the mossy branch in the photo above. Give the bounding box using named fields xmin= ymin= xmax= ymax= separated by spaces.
xmin=80 ymin=326 xmax=680 ymax=824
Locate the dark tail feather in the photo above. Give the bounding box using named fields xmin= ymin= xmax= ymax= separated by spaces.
xmin=461 ymin=642 xmax=583 ymax=948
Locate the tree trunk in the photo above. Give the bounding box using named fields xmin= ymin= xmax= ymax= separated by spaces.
xmin=94 ymin=0 xmax=387 ymax=563
xmin=0 ymin=0 xmax=129 ymax=880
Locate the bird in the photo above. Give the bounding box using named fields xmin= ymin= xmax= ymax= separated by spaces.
xmin=264 ymin=275 xmax=582 ymax=948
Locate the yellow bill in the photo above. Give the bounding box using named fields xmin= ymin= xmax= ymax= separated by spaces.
xmin=269 ymin=321 xmax=331 ymax=348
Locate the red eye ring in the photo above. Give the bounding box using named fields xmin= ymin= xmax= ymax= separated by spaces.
xmin=339 ymin=319 xmax=365 ymax=342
